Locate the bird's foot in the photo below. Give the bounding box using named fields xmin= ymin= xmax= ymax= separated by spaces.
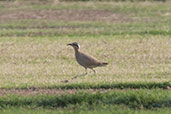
xmin=61 ymin=80 xmax=69 ymax=83
xmin=61 ymin=73 xmax=87 ymax=83
xmin=71 ymin=73 xmax=87 ymax=80
xmin=71 ymin=76 xmax=78 ymax=80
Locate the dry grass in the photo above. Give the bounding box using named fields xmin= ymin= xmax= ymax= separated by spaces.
xmin=0 ymin=36 xmax=170 ymax=88
xmin=0 ymin=88 xmax=114 ymax=96
xmin=0 ymin=1 xmax=171 ymax=113
xmin=0 ymin=1 xmax=170 ymax=88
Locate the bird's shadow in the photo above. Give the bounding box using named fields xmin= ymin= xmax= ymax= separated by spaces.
xmin=61 ymin=73 xmax=87 ymax=83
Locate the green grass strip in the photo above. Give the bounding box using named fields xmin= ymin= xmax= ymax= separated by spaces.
xmin=0 ymin=89 xmax=170 ymax=109
xmin=53 ymin=82 xmax=171 ymax=89
xmin=60 ymin=0 xmax=166 ymax=2
xmin=1 ymin=81 xmax=170 ymax=90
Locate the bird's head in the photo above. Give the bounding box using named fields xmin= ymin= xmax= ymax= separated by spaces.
xmin=67 ymin=42 xmax=80 ymax=50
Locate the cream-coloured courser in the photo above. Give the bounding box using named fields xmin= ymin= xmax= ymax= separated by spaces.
xmin=67 ymin=42 xmax=108 ymax=76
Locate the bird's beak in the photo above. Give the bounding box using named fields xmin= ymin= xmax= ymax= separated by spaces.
xmin=67 ymin=43 xmax=72 ymax=46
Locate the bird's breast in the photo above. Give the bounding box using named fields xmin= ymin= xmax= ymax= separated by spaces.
xmin=75 ymin=52 xmax=86 ymax=67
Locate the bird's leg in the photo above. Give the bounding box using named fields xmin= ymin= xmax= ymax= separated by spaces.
xmin=84 ymin=68 xmax=88 ymax=75
xmin=91 ymin=68 xmax=96 ymax=75
xmin=71 ymin=68 xmax=87 ymax=80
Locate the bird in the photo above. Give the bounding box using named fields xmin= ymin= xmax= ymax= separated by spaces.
xmin=67 ymin=42 xmax=108 ymax=78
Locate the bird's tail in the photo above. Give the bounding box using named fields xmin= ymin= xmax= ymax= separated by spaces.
xmin=99 ymin=62 xmax=108 ymax=66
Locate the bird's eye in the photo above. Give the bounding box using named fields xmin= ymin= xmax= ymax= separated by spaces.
xmin=73 ymin=44 xmax=78 ymax=47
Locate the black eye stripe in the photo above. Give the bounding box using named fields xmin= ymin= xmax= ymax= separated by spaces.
xmin=73 ymin=43 xmax=78 ymax=47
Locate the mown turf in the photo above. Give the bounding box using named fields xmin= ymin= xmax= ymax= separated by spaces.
xmin=0 ymin=0 xmax=171 ymax=113
xmin=1 ymin=81 xmax=169 ymax=89
xmin=0 ymin=89 xmax=171 ymax=109
xmin=0 ymin=36 xmax=170 ymax=88
xmin=46 ymin=81 xmax=171 ymax=89
xmin=1 ymin=106 xmax=171 ymax=114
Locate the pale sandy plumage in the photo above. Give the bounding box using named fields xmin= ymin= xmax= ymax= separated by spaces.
xmin=67 ymin=42 xmax=108 ymax=75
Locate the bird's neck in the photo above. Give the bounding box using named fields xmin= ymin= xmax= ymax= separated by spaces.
xmin=74 ymin=48 xmax=79 ymax=56
xmin=74 ymin=48 xmax=79 ymax=53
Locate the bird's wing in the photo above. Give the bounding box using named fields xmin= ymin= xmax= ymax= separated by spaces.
xmin=78 ymin=52 xmax=101 ymax=68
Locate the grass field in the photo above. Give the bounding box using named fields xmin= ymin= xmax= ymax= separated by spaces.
xmin=0 ymin=0 xmax=171 ymax=113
